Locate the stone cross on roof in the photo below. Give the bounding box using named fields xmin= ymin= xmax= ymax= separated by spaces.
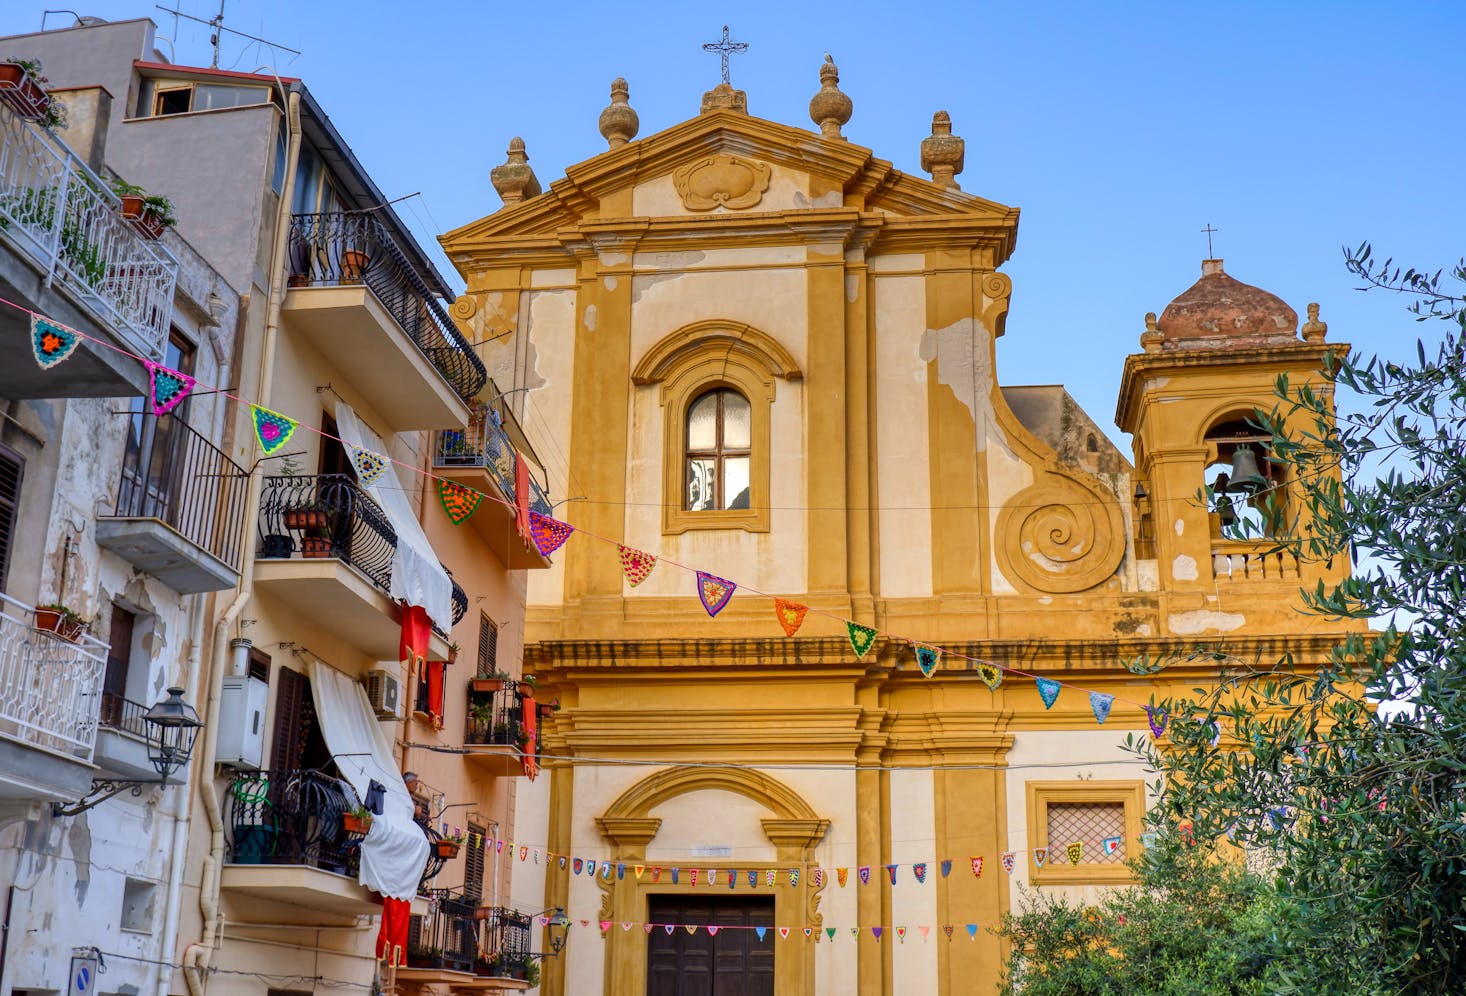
xmin=702 ymin=25 xmax=748 ymax=85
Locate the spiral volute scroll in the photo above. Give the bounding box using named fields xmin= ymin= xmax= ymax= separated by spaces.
xmin=994 ymin=471 xmax=1124 ymax=593
xmin=450 ymin=294 xmax=478 ymax=321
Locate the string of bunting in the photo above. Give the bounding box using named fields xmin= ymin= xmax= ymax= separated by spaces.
xmin=6 ymin=295 xmax=1179 ymax=727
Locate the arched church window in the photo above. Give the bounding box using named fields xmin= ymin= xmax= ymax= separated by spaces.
xmin=685 ymin=388 xmax=751 ymax=511
xmin=1204 ymin=418 xmax=1283 ymax=539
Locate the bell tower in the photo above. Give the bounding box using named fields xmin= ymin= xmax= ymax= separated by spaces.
xmin=1116 ymin=259 xmax=1344 ymax=617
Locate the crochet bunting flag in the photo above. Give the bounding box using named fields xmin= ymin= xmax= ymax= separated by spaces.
xmin=1000 ymin=851 xmax=1017 ymax=874
xmin=144 ymin=360 xmax=196 ymax=417
xmin=529 ymin=511 xmax=574 ymax=557
xmin=895 ymin=926 xmax=906 ymax=942
xmin=778 ymin=927 xmax=791 ymax=940
xmin=789 ymin=868 xmax=800 ymax=887
xmin=696 ymin=571 xmax=736 ymax=616
xmin=31 ymin=315 xmax=80 ymax=369
xmin=811 ymin=868 xmax=824 ymax=888
xmin=1066 ymin=842 xmax=1083 ymax=866
xmin=251 ymin=405 xmax=297 ymax=455
xmin=748 ymin=870 xmax=758 ymax=888
xmin=915 ymin=644 xmax=940 ymax=678
xmin=847 ymin=621 xmax=877 ymax=660
xmin=913 ymin=863 xmax=927 ymax=884
xmin=970 ymin=856 xmax=984 ymax=878
xmin=439 ymin=480 xmax=482 ymax=524
xmin=940 ymin=859 xmax=952 ymax=878
xmin=943 ymin=924 xmax=955 ymax=940
xmin=773 ymin=597 xmax=808 ymax=637
xmin=1146 ymin=704 xmax=1170 ymax=737
xmin=871 ymin=927 xmax=883 ymax=941
xmin=803 ymin=927 xmax=814 ymax=939
xmin=1032 ymin=847 xmax=1047 ymax=867
xmin=977 ymin=662 xmax=1003 ymax=690
xmin=885 ymin=864 xmax=898 ymax=885
xmin=1035 ymin=676 xmax=1061 ymax=709
xmin=826 ymin=927 xmax=837 ymax=941
xmin=1102 ymin=835 xmax=1123 ymax=856
xmin=347 ymin=444 xmax=388 ymax=486
xmin=858 ymin=866 xmax=871 ymax=886
xmin=618 ymin=545 xmax=656 ymax=587
xmin=837 ymin=868 xmax=848 ymax=888
xmin=1090 ymin=691 xmax=1115 ymax=724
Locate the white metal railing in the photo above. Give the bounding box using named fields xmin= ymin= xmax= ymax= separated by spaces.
xmin=0 ymin=592 xmax=108 ymax=760
xmin=0 ymin=99 xmax=175 ymax=361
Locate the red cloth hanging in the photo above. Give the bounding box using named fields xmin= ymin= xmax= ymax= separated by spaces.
xmin=426 ymin=659 xmax=445 ymax=729
xmin=514 ymin=452 xmax=532 ymax=544
xmin=376 ymin=896 xmax=411 ymax=965
xmin=399 ymin=604 xmax=430 ymax=671
xmin=521 ymin=693 xmax=538 ymax=780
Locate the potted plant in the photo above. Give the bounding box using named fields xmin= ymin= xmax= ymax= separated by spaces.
xmin=108 ymin=179 xmax=176 ymax=239
xmin=0 ymin=58 xmax=65 ymax=128
xmin=470 ymin=669 xmax=511 ymax=694
xmin=34 ymin=603 xmax=85 ymax=642
xmin=300 ymin=526 xmax=332 ymax=558
xmin=446 ymin=641 xmax=459 ymax=665
xmin=434 ymin=832 xmax=464 ymax=859
xmin=537 ymin=697 xmax=560 ymax=719
xmin=342 ymin=805 xmax=374 ymax=835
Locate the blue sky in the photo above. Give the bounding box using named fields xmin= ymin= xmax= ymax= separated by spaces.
xmin=8 ymin=1 xmax=1462 ymax=444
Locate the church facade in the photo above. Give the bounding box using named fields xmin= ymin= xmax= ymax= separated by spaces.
xmin=441 ymin=62 xmax=1353 ymax=995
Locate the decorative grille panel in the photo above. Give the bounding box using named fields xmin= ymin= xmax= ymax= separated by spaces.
xmin=1046 ymin=801 xmax=1126 ymax=863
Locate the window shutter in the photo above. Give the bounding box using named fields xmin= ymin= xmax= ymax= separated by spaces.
xmin=463 ymin=821 xmax=487 ymax=902
xmin=270 ymin=666 xmax=307 ymax=770
xmin=0 ymin=446 xmax=23 ymax=591
xmin=477 ymin=613 xmax=498 ymax=677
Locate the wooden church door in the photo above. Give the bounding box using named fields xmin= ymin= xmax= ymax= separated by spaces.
xmin=646 ymin=895 xmax=774 ymax=996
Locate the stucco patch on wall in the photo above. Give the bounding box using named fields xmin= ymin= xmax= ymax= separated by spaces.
xmin=1172 ymin=554 xmax=1198 ymax=580
xmin=583 ymin=304 xmax=597 ymax=332
xmin=844 ymin=274 xmax=860 ymax=302
xmin=603 ymin=275 xmax=618 ymax=291
xmin=1174 ymin=517 xmax=1185 ymax=536
xmin=599 ymin=251 xmax=629 ymax=267
xmin=917 ymin=316 xmax=996 ymax=449
xmin=792 ymin=189 xmax=842 ymax=209
xmin=631 ymin=270 xmax=684 ymax=305
xmin=1168 ymin=609 xmax=1246 ymax=635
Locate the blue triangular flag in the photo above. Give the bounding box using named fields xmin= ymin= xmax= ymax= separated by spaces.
xmin=915 ymin=644 xmax=940 ymax=678
xmin=1090 ymin=691 xmax=1114 ymax=724
xmin=1036 ymin=677 xmax=1061 ymax=709
xmin=966 ymin=924 xmax=978 ymax=939
xmin=940 ymin=859 xmax=952 ymax=878
xmin=754 ymin=926 xmax=768 ymax=942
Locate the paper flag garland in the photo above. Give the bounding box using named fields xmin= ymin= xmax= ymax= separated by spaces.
xmin=847 ymin=621 xmax=878 ymax=659
xmin=777 ymin=927 xmax=791 ymax=940
xmin=896 ymin=926 xmax=906 ymax=942
xmin=707 ymin=926 xmax=721 ymax=936
xmin=1090 ymin=691 xmax=1115 ymax=724
xmin=970 ymin=856 xmax=984 ymax=878
xmin=871 ymin=927 xmax=883 ymax=941
xmin=789 ymin=868 xmax=800 ymax=887
xmin=1146 ymin=704 xmax=1170 ymax=737
xmin=765 ymin=869 xmax=776 ymax=887
xmin=943 ymin=924 xmax=955 ymax=939
xmin=572 ymin=858 xmax=583 ymax=874
xmin=618 ymin=545 xmax=657 ymax=586
xmin=858 ymin=866 xmax=871 ymax=886
xmin=918 ymin=926 xmax=930 ymax=940
xmin=812 ymin=869 xmax=824 ymax=888
xmin=748 ymin=870 xmax=758 ymax=888
xmin=439 ymin=480 xmax=482 ymax=524
xmin=837 ymin=868 xmax=848 ymax=888
xmin=754 ymin=927 xmax=768 ymax=942
xmin=826 ymin=927 xmax=837 ymax=941
xmin=634 ymin=865 xmax=645 ymax=880
xmin=802 ymin=927 xmax=813 ymax=939
xmin=251 ymin=405 xmax=298 ymax=455
xmin=622 ymin=922 xmax=633 ymax=931
xmin=885 ymin=864 xmax=898 ymax=885
xmin=1032 ymin=847 xmax=1047 ymax=867
xmin=1102 ymin=835 xmax=1122 ymax=856
xmin=587 ymin=860 xmax=597 ymax=877
xmin=689 ymin=870 xmax=698 ymax=886
xmin=773 ymin=598 xmax=808 ymax=637
xmin=915 ymin=644 xmax=940 ymax=678
xmin=144 ymin=360 xmax=196 ymax=417
xmin=977 ymin=661 xmax=1003 ymax=690
xmin=1035 ymin=677 xmax=1061 ymax=709
xmin=696 ymin=571 xmax=736 ymax=616
xmin=529 ymin=511 xmax=574 ymax=557
xmin=966 ymin=924 xmax=978 ymax=940
xmin=1000 ymin=851 xmax=1016 ymax=874
xmin=31 ymin=315 xmax=81 ymax=369
xmin=913 ymin=863 xmax=927 ymax=883
xmin=1066 ymin=842 xmax=1083 ymax=866
xmin=347 ymin=444 xmax=388 ymax=486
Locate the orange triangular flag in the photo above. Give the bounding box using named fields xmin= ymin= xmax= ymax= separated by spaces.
xmin=773 ymin=598 xmax=808 ymax=637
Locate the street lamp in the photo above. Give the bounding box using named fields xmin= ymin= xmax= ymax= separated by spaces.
xmin=530 ymin=906 xmax=571 ymax=959
xmin=53 ymin=687 xmax=203 ymax=817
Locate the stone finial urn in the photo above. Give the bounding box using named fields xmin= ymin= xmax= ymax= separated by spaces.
xmin=920 ymin=111 xmax=965 ymax=190
xmin=490 ymin=137 xmax=542 ymax=206
xmin=808 ymin=55 xmax=852 ymax=140
xmin=599 ymin=77 xmax=639 ymax=149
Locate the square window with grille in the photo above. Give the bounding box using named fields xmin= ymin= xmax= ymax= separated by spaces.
xmin=1046 ymin=801 xmax=1126 ymax=864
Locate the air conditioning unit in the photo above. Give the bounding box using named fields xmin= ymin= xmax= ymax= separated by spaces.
xmin=364 ymin=667 xmax=403 ymax=720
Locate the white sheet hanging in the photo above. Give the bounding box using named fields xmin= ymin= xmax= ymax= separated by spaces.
xmin=332 ymin=400 xmax=452 ymax=632
xmin=308 ymin=658 xmax=429 ymax=900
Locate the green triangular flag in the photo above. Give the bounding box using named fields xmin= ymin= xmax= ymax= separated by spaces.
xmin=846 ymin=621 xmax=877 ymax=659
xmin=252 ymin=405 xmax=298 ymax=455
xmin=977 ymin=662 xmax=1003 ymax=690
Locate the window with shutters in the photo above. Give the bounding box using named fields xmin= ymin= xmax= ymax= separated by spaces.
xmin=477 ymin=612 xmax=498 ymax=677
xmin=0 ymin=444 xmax=22 ymax=592
xmin=1025 ymin=780 xmax=1146 ymax=885
xmin=463 ymin=821 xmax=488 ymax=902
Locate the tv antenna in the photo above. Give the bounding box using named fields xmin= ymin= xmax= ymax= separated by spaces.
xmin=154 ymin=3 xmax=300 ymax=69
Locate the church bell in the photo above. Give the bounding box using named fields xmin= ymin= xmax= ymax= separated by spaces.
xmin=1228 ymin=444 xmax=1268 ymax=494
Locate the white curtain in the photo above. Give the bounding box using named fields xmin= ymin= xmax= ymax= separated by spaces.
xmin=308 ymin=658 xmax=429 ymax=900
xmin=332 ymin=400 xmax=452 ymax=632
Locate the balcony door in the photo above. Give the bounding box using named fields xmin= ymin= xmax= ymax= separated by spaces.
xmin=119 ymin=333 xmax=195 ymax=519
xmin=646 ymin=896 xmax=774 ymax=996
xmin=269 ymin=665 xmax=330 ymax=772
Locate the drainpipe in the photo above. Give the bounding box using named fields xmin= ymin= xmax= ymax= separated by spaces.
xmin=181 ymin=86 xmax=301 ymax=996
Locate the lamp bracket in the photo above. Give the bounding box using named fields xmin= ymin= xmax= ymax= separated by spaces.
xmin=51 ymin=776 xmax=172 ymax=817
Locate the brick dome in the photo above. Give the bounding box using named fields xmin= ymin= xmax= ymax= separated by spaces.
xmin=1156 ymin=259 xmax=1298 ymax=350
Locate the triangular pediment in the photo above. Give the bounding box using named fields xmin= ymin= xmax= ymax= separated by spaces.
xmin=442 ymin=110 xmax=1017 ymax=253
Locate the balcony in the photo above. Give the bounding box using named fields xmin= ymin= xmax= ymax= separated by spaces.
xmin=95 ymin=411 xmax=249 ymax=594
xmin=433 ymin=406 xmax=554 ymax=569
xmin=253 ymin=474 xmax=459 ymax=661
xmin=93 ymin=693 xmax=171 ymax=780
xmin=477 ymin=906 xmax=534 ymax=984
xmin=0 ymin=592 xmax=108 ymax=801
xmin=0 ymin=98 xmax=177 ymax=398
xmin=221 ymin=767 xmax=380 ymax=924
xmin=283 ymin=212 xmax=485 ymax=431
xmin=397 ymin=897 xmax=533 ymax=990
xmin=1212 ymin=539 xmax=1300 ymax=583
xmin=463 ymin=681 xmax=530 ymax=777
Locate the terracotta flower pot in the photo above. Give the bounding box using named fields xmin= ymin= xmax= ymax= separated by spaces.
xmin=470 ymin=678 xmax=506 ymax=693
xmin=132 ymin=210 xmax=168 ymax=241
xmin=343 ymin=812 xmax=373 ymax=835
xmin=119 ymin=195 xmax=146 ymax=220
xmin=0 ymin=64 xmax=51 ymax=121
xmin=434 ymin=839 xmax=462 ymax=859
xmin=301 ymin=536 xmax=332 ymax=558
xmin=341 ymin=249 xmax=370 ymax=281
xmin=34 ymin=609 xmax=83 ymax=642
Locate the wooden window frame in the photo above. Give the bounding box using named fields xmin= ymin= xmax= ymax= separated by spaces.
xmin=1025 ymin=780 xmax=1146 ymax=885
xmin=0 ymin=443 xmax=22 ymax=592
xmin=683 ymin=388 xmax=752 ymax=513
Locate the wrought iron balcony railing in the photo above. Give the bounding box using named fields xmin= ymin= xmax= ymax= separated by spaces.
xmin=407 ymin=888 xmax=479 ymax=973
xmin=476 ymin=907 xmax=533 ymax=979
xmin=257 ymin=473 xmax=396 ymax=591
xmin=287 ymin=212 xmax=486 ymax=401
xmin=0 ymin=99 xmax=176 ymax=360
xmin=224 ymin=767 xmax=361 ymax=874
xmin=0 ymin=592 xmax=108 ymax=760
xmin=465 ymin=681 xmax=525 ymax=749
xmin=434 ymin=406 xmax=553 ymax=516
xmin=112 ymin=411 xmax=250 ymax=571
xmin=99 ymin=692 xmax=149 ymax=738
